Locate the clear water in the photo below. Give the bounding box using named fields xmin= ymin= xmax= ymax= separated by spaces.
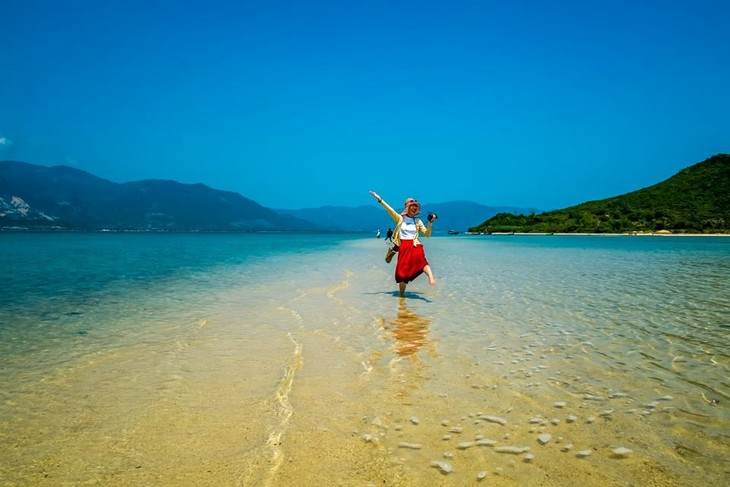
xmin=1 ymin=233 xmax=728 ymax=486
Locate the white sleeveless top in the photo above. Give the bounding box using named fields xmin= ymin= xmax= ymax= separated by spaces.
xmin=400 ymin=217 xmax=418 ymax=240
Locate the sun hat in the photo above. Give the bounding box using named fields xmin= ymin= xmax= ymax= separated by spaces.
xmin=401 ymin=198 xmax=420 ymax=215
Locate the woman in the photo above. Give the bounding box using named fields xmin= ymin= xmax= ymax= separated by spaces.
xmin=370 ymin=191 xmax=437 ymax=296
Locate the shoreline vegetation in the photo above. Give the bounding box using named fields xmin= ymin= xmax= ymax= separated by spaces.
xmin=469 ymin=154 xmax=729 ymax=236
xmin=465 ymin=231 xmax=730 ymax=237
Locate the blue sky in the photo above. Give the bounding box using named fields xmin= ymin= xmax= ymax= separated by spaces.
xmin=1 ymin=0 xmax=728 ymax=211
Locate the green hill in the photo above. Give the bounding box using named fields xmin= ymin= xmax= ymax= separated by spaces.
xmin=469 ymin=154 xmax=730 ymax=234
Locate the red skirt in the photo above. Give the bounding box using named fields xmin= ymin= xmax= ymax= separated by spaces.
xmin=395 ymin=239 xmax=429 ymax=283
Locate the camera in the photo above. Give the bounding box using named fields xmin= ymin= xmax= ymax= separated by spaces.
xmin=427 ymin=212 xmax=438 ymax=222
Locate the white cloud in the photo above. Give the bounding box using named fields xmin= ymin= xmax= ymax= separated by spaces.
xmin=0 ymin=136 xmax=11 ymax=146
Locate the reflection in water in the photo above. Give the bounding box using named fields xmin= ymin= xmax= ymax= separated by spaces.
xmin=380 ymin=299 xmax=437 ymax=402
xmin=387 ymin=298 xmax=431 ymax=357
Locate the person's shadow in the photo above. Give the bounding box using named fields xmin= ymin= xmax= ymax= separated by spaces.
xmin=367 ymin=290 xmax=432 ymax=302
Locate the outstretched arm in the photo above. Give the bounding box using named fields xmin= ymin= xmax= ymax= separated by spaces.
xmin=369 ymin=191 xmax=400 ymax=222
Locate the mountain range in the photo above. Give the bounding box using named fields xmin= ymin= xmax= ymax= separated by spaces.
xmin=0 ymin=161 xmax=314 ymax=231
xmin=0 ymin=161 xmax=537 ymax=232
xmin=276 ymin=201 xmax=540 ymax=234
xmin=8 ymin=154 xmax=725 ymax=234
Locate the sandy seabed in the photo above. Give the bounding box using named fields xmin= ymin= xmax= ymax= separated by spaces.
xmin=1 ymin=236 xmax=728 ymax=486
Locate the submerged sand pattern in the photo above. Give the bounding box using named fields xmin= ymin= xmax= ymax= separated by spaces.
xmin=240 ymin=333 xmax=302 ymax=487
xmin=1 ymin=235 xmax=728 ymax=486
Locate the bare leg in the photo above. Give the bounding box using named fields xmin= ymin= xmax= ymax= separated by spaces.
xmin=399 ymin=282 xmax=407 ymax=297
xmin=423 ymin=265 xmax=437 ymax=286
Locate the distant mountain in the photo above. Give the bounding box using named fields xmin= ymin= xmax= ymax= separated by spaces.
xmin=470 ymin=154 xmax=730 ymax=234
xmin=0 ymin=161 xmax=316 ymax=231
xmin=276 ymin=201 xmax=540 ymax=233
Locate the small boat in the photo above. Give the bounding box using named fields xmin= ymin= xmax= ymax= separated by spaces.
xmin=447 ymin=230 xmax=460 ymax=235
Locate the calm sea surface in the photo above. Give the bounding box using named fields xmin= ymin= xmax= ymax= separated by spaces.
xmin=1 ymin=233 xmax=728 ymax=486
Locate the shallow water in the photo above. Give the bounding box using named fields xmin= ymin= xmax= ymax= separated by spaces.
xmin=1 ymin=233 xmax=728 ymax=486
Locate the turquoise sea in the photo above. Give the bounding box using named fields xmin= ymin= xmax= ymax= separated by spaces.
xmin=1 ymin=233 xmax=729 ymax=486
